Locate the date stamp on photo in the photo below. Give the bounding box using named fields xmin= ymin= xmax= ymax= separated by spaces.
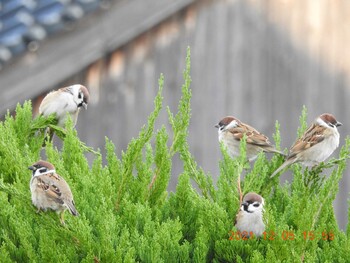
xmin=228 ymin=230 xmax=334 ymax=241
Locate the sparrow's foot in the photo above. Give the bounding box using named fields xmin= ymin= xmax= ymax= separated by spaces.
xmin=59 ymin=211 xmax=66 ymax=225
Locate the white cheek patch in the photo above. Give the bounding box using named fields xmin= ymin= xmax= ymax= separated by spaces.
xmin=249 ymin=202 xmax=264 ymax=213
xmin=33 ymin=169 xmax=56 ymax=177
xmin=316 ymin=117 xmax=329 ymax=128
xmin=225 ymin=120 xmax=238 ymax=130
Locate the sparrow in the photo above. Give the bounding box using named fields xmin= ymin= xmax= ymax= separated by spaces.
xmin=271 ymin=113 xmax=342 ymax=178
xmin=235 ymin=192 xmax=265 ymax=238
xmin=215 ymin=116 xmax=285 ymax=161
xmin=39 ymin=84 xmax=90 ymax=128
xmin=29 ymin=160 xmax=79 ymax=224
xmin=39 ymin=84 xmax=89 ymax=144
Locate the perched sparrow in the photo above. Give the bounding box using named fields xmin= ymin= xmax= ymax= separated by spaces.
xmin=215 ymin=116 xmax=285 ymax=161
xmin=235 ymin=192 xmax=265 ymax=238
xmin=271 ymin=113 xmax=342 ymax=178
xmin=29 ymin=160 xmax=79 ymax=224
xmin=39 ymin=84 xmax=90 ymax=128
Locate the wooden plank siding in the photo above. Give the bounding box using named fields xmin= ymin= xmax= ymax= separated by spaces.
xmin=3 ymin=0 xmax=350 ymax=228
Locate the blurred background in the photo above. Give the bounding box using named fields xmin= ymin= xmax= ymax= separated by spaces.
xmin=0 ymin=0 xmax=349 ymax=229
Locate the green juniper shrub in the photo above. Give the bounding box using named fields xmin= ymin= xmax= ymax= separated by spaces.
xmin=0 ymin=48 xmax=349 ymax=262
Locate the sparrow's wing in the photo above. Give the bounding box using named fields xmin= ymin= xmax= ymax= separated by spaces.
xmin=36 ymin=174 xmax=64 ymax=205
xmin=38 ymin=173 xmax=78 ymax=216
xmin=244 ymin=123 xmax=273 ymax=147
xmin=39 ymin=91 xmax=62 ymax=115
xmin=39 ymin=91 xmax=77 ymax=116
xmin=228 ymin=123 xmax=272 ymax=146
xmin=288 ymin=123 xmax=326 ymax=158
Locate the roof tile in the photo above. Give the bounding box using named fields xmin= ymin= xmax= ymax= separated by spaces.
xmin=0 ymin=0 xmax=102 ymax=68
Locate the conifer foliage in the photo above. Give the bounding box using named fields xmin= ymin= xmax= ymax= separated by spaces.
xmin=0 ymin=48 xmax=350 ymax=262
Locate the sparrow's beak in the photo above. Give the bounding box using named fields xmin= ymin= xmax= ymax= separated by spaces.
xmin=336 ymin=122 xmax=342 ymax=127
xmin=82 ymin=102 xmax=88 ymax=110
xmin=214 ymin=124 xmax=219 ymax=129
xmin=28 ymin=166 xmax=35 ymax=171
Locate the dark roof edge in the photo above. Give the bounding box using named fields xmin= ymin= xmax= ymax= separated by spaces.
xmin=0 ymin=0 xmax=194 ymax=114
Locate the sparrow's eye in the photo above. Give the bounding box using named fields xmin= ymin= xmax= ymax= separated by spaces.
xmin=78 ymin=93 xmax=82 ymax=99
xmin=253 ymin=203 xmax=260 ymax=207
xmin=39 ymin=168 xmax=47 ymax=173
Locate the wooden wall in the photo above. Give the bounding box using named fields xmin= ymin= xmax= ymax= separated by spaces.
xmin=31 ymin=0 xmax=350 ymax=228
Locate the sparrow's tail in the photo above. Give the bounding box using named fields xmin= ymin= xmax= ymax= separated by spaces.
xmin=263 ymin=147 xmax=287 ymax=157
xmin=270 ymin=158 xmax=295 ymax=178
xmin=67 ymin=200 xmax=79 ymax=216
